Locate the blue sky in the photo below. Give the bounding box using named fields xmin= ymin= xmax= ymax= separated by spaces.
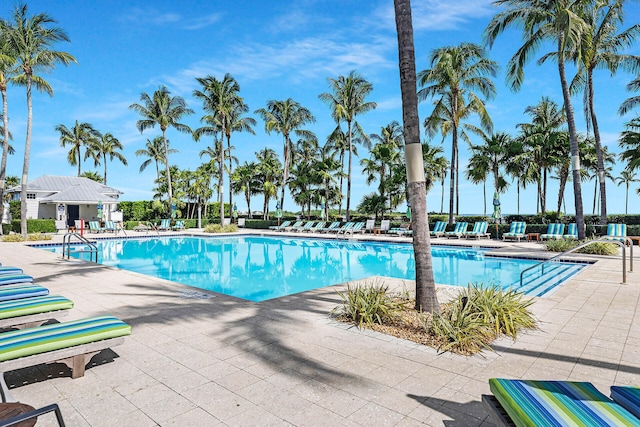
xmin=3 ymin=0 xmax=640 ymax=216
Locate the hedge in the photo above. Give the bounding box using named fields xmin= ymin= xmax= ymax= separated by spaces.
xmin=9 ymin=219 xmax=56 ymax=234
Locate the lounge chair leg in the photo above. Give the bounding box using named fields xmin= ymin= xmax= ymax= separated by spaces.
xmin=60 ymin=350 xmax=99 ymax=379
xmin=0 ymin=373 xmax=16 ymax=403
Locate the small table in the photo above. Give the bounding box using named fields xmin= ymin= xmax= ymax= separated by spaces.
xmin=373 ymin=228 xmax=381 ymax=235
xmin=628 ymin=236 xmax=640 ymax=246
xmin=0 ymin=402 xmax=37 ymax=427
xmin=527 ymin=233 xmax=541 ymax=242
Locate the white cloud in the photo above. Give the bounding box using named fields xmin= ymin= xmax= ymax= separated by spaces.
xmin=184 ymin=14 xmax=223 ymax=30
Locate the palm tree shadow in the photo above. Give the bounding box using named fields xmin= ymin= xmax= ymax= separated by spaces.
xmin=407 ymin=394 xmax=492 ymax=426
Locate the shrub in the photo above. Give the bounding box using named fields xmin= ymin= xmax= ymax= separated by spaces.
xmin=544 ymin=239 xmax=576 ymax=253
xmin=2 ymin=234 xmax=23 ymax=242
xmin=10 ymin=219 xmax=55 ymax=233
xmin=203 ymin=224 xmax=238 ymax=233
xmin=333 ymin=283 xmax=403 ymax=328
xmin=544 ymin=238 xmax=618 ymax=255
xmin=27 ymin=233 xmax=52 ymax=241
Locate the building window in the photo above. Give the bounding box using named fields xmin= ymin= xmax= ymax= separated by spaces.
xmin=26 ymin=193 xmax=36 ymax=200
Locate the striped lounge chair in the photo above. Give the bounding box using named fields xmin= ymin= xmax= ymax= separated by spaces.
xmin=0 ymin=315 xmax=131 ymax=392
xmin=103 ymin=220 xmax=116 ymax=232
xmin=88 ymin=221 xmax=104 ymax=233
xmin=611 ymin=386 xmax=640 ymax=419
xmin=502 ymin=221 xmax=527 ymax=241
xmin=444 ymin=222 xmax=468 ymax=239
xmin=0 ymin=266 xmax=23 ymax=276
xmin=0 ymin=274 xmax=33 ymax=286
xmin=269 ymin=220 xmax=291 ymax=231
xmin=563 ymin=223 xmax=578 ymax=240
xmin=341 ymin=222 xmax=365 ymax=236
xmin=0 ymin=295 xmax=73 ymax=329
xmin=483 ymin=378 xmax=640 ymax=426
xmin=464 ymin=221 xmax=490 ymax=239
xmin=334 ymin=222 xmax=355 ymax=235
xmin=540 ymin=223 xmax=565 ymax=240
xmin=305 ymin=222 xmax=325 ymax=233
xmin=158 ymin=219 xmax=171 ymax=231
xmin=430 ymin=221 xmax=447 ymax=238
xmin=319 ymin=222 xmax=340 ymax=233
xmin=0 ymin=284 xmax=49 ymax=302
xmin=283 ymin=221 xmax=304 ymax=232
xmin=604 ymin=223 xmax=628 ymax=244
xmin=293 ymin=221 xmax=315 ymax=232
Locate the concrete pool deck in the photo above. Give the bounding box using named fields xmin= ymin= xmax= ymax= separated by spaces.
xmin=0 ymin=229 xmax=638 ymax=426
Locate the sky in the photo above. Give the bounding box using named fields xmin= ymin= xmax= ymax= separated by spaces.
xmin=2 ymin=0 xmax=640 ymax=216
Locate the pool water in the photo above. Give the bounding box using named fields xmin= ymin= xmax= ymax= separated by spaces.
xmin=38 ymin=236 xmax=586 ymax=302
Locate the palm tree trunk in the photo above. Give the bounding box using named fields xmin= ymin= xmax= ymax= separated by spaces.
xmin=448 ymin=130 xmax=456 ymax=224
xmin=20 ymin=75 xmax=33 ymax=239
xmin=103 ymin=154 xmax=108 ymax=185
xmin=0 ymin=85 xmax=10 ymax=233
xmin=455 ymin=144 xmax=459 ymax=215
xmin=346 ymin=121 xmax=353 ymax=222
xmin=219 ymin=144 xmax=224 ymax=224
xmin=542 ymin=168 xmax=547 ymax=214
xmin=558 ymin=41 xmax=585 ymax=239
xmin=227 ymin=135 xmax=233 ymax=214
xmin=588 ymin=69 xmax=607 ymax=225
xmin=281 ymin=136 xmax=290 ymax=211
xmin=77 ymin=145 xmax=81 ymax=177
xmin=162 ymin=130 xmax=173 ymax=218
xmin=440 ymin=179 xmax=444 ymax=213
xmin=338 ymin=152 xmax=344 ymax=216
xmin=517 ymin=179 xmax=521 ymax=215
xmin=626 ymin=184 xmax=629 ymax=215
xmin=394 ymin=0 xmax=439 ymax=313
xmin=245 ymin=190 xmax=251 ymax=219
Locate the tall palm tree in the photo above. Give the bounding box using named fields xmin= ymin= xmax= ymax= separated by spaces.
xmin=485 ymin=0 xmax=589 ymax=239
xmin=504 ymin=139 xmax=534 ymax=215
xmin=85 ymin=132 xmax=127 ymax=185
xmin=55 ymin=120 xmax=100 ymax=176
xmin=0 ymin=29 xmax=16 ymax=231
xmin=422 ymin=142 xmax=448 ymax=213
xmin=620 ymin=76 xmax=640 ymax=116
xmin=418 ymin=42 xmax=498 ymax=224
xmin=135 ymin=136 xmax=177 ymax=183
xmin=570 ymin=0 xmax=640 ymax=224
xmin=313 ymin=144 xmax=342 ymax=220
xmin=130 ymin=86 xmax=193 ymax=218
xmin=254 ymin=148 xmax=282 ymax=219
xmin=225 ymin=102 xmax=256 ymax=209
xmin=319 ymin=71 xmax=376 ymax=221
xmin=325 ymin=127 xmax=349 ymax=215
xmin=232 ymin=162 xmax=259 ymax=219
xmin=362 ymin=121 xmax=403 ymax=212
xmin=199 ymin=140 xmax=224 ymax=219
xmin=255 ymin=98 xmax=315 ymax=211
xmin=616 ymin=169 xmax=638 ymax=214
xmin=394 ymin=0 xmax=439 ymax=313
xmin=5 ymin=3 xmax=76 ymax=237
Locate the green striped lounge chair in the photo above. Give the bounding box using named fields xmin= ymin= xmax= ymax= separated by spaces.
xmin=343 ymin=222 xmax=366 ymax=236
xmin=320 ymin=222 xmax=340 ymax=233
xmin=103 ymin=220 xmax=116 ymax=232
xmin=540 ymin=223 xmax=565 ymax=240
xmin=0 ymin=284 xmax=49 ymax=302
xmin=464 ymin=221 xmax=489 ymax=239
xmin=0 ymin=295 xmax=73 ymax=329
xmin=305 ymin=221 xmax=325 ymax=233
xmin=430 ymin=221 xmax=447 ymax=238
xmin=611 ymin=386 xmax=640 ymax=419
xmin=172 ymin=220 xmax=185 ymax=230
xmin=503 ymin=221 xmax=527 ymax=241
xmin=444 ymin=222 xmax=468 ymax=239
xmin=158 ymin=219 xmax=171 ymax=231
xmin=0 ymin=274 xmax=33 ymax=285
xmin=293 ymin=221 xmax=315 ymax=232
xmin=483 ymin=378 xmax=640 ymax=426
xmin=563 ymin=223 xmax=578 ymax=240
xmin=269 ymin=220 xmax=291 ymax=231
xmin=335 ymin=222 xmax=355 ymax=235
xmin=389 ymin=223 xmax=411 ymax=236
xmin=604 ymin=223 xmax=628 ymax=243
xmin=0 ymin=316 xmax=131 ymax=389
xmin=283 ymin=221 xmax=304 ymax=232
xmin=88 ymin=221 xmax=104 ymax=233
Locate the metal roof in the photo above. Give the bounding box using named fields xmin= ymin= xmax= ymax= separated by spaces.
xmin=8 ymin=175 xmax=123 ymax=195
xmin=39 ymin=185 xmax=119 ymax=203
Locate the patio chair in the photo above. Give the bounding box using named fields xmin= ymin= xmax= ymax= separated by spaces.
xmin=283 ymin=221 xmax=304 ymax=232
xmin=0 ymin=403 xmax=65 ymax=426
xmin=0 ymin=295 xmax=73 ymax=329
xmin=502 ymin=221 xmax=527 ymax=241
xmin=364 ymin=219 xmax=375 ymax=233
xmin=379 ymin=219 xmax=391 ymax=234
xmin=464 ymin=221 xmax=489 ymax=239
xmin=483 ymin=378 xmax=639 ymax=427
xmin=342 ymin=222 xmax=365 ymax=236
xmin=611 ymin=386 xmax=640 ymax=419
xmin=603 ymin=223 xmax=628 ymax=244
xmin=563 ymin=223 xmax=578 ymax=240
xmin=222 ymin=218 xmax=231 ymax=226
xmin=172 ymin=220 xmax=185 ymax=231
xmin=88 ymin=221 xmax=104 ymax=233
xmin=430 ymin=221 xmax=447 ymax=238
xmin=334 ymin=222 xmax=355 ymax=235
xmin=237 ymin=218 xmax=245 ymax=228
xmin=293 ymin=221 xmax=315 ymax=232
xmin=319 ymin=222 xmax=340 ymax=233
xmin=305 ymin=221 xmax=325 ymax=233
xmin=157 ymin=219 xmax=171 ymax=231
xmin=0 ymin=284 xmax=49 ymax=302
xmin=268 ymin=220 xmax=291 ymax=231
xmin=103 ymin=220 xmax=116 ymax=232
xmin=540 ymin=223 xmax=565 ymax=240
xmin=389 ymin=223 xmax=411 ymax=236
xmin=133 ymin=222 xmax=150 ymax=232
xmin=444 ymin=222 xmax=468 ymax=239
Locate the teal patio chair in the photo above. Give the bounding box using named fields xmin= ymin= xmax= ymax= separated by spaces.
xmin=172 ymin=220 xmax=185 ymax=230
xmin=563 ymin=223 xmax=578 ymax=240
xmin=334 ymin=222 xmax=355 ymax=235
xmin=293 ymin=221 xmax=315 ymax=232
xmin=430 ymin=221 xmax=447 ymax=238
xmin=283 ymin=221 xmax=304 ymax=232
xmin=319 ymin=222 xmax=340 ymax=233
xmin=158 ymin=219 xmax=171 ymax=231
xmin=502 ymin=221 xmax=527 ymax=241
xmin=305 ymin=221 xmax=325 ymax=233
xmin=444 ymin=222 xmax=468 ymax=239
xmin=540 ymin=223 xmax=565 ymax=240
xmin=104 ymin=220 xmax=116 ymax=232
xmin=343 ymin=222 xmax=365 ymax=236
xmin=464 ymin=221 xmax=489 ymax=239
xmin=88 ymin=221 xmax=104 ymax=233
xmin=604 ymin=223 xmax=628 ymax=243
xmin=269 ymin=220 xmax=291 ymax=231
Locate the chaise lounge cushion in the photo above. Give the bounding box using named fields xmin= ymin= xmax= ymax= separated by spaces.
xmin=0 ymin=275 xmax=33 ymax=286
xmin=0 ymin=295 xmax=73 ymax=321
xmin=0 ymin=267 xmax=23 ymax=276
xmin=611 ymin=386 xmax=640 ymax=419
xmin=0 ymin=285 xmax=48 ymax=302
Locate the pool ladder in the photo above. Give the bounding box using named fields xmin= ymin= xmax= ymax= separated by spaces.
xmin=62 ymin=233 xmax=98 ymax=263
xmin=519 ymin=236 xmax=633 ymax=288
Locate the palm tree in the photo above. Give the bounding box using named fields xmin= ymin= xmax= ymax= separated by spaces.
xmin=225 ymin=102 xmax=256 ymax=209
xmin=418 ymin=42 xmax=498 ymax=224
xmin=616 ymin=169 xmax=638 ymax=214
xmin=325 ymin=127 xmax=349 ymax=215
xmin=313 ymin=144 xmax=342 ymax=220
xmin=199 ymin=140 xmax=224 ymax=219
xmin=319 ymin=71 xmax=376 ymax=221
xmin=55 ymin=120 xmax=100 ymax=176
xmin=135 ymin=136 xmax=177 ymax=183
xmin=232 ymin=162 xmax=259 ymax=219
xmin=570 ymin=0 xmax=640 ymax=224
xmin=5 ymin=3 xmax=76 ymax=237
xmin=80 ymin=171 xmax=102 ymax=182
xmin=422 ymin=142 xmax=448 ymax=194
xmin=394 ymin=0 xmax=439 ymax=313
xmin=0 ymin=29 xmax=16 ymax=231
xmin=85 ymin=132 xmax=127 ymax=185
xmin=362 ymin=121 xmax=403 ymax=213
xmin=255 ymin=98 xmax=315 ymax=212
xmin=485 ymin=0 xmax=589 ymax=239
xmin=254 ymin=148 xmax=282 ymax=220
xmin=129 ymin=86 xmax=193 ymax=218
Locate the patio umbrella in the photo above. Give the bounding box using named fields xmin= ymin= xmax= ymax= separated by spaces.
xmin=492 ymin=191 xmax=501 ymax=239
xmin=97 ymin=201 xmax=103 ymax=220
xmin=275 ymin=204 xmax=282 ymax=226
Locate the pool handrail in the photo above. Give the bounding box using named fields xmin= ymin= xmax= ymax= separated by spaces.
xmin=519 ymin=236 xmax=633 ymax=287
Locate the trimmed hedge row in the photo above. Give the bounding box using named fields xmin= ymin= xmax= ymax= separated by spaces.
xmin=8 ymin=219 xmax=56 ymax=234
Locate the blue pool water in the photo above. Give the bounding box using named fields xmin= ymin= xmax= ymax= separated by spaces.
xmin=37 ymin=236 xmax=587 ymax=302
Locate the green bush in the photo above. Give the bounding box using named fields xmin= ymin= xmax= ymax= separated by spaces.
xmin=333 ymin=283 xmax=403 ymax=328
xmin=544 ymin=238 xmax=619 ymax=255
xmin=10 ymin=219 xmax=56 ymax=233
xmin=8 ymin=200 xmax=19 ymax=221
xmin=203 ymin=224 xmax=238 ymax=233
xmin=2 ymin=224 xmax=10 ymax=235
xmin=2 ymin=234 xmax=23 ymax=242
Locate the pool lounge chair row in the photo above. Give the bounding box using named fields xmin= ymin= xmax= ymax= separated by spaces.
xmin=269 ymin=220 xmax=369 ymax=235
xmin=0 ymin=267 xmax=131 ymax=405
xmin=484 ymin=378 xmax=640 ymax=426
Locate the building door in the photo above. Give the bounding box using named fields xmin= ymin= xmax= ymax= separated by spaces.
xmin=67 ymin=205 xmax=79 ymax=227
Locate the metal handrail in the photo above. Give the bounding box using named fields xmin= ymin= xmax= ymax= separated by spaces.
xmin=62 ymin=232 xmax=98 ymax=263
xmin=519 ymin=236 xmax=633 ymax=287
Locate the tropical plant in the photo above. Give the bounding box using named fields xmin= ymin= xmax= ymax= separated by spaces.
xmin=255 ymin=99 xmax=315 ymax=214
xmin=485 ymin=0 xmax=589 ymax=239
xmin=0 ymin=28 xmax=16 ymax=232
xmin=254 ymin=148 xmax=282 ymax=219
xmin=616 ymin=169 xmax=638 ymax=214
xmin=79 ymin=171 xmax=102 ymax=182
xmin=362 ymin=121 xmax=403 ymax=213
xmin=319 ymin=71 xmax=376 ymax=222
xmin=231 ymin=162 xmax=259 ymax=219
xmin=394 ymin=0 xmax=439 ymax=313
xmin=135 ymin=136 xmax=177 ymax=183
xmin=55 ymin=120 xmax=100 ymax=176
xmin=418 ymin=42 xmax=498 ymax=224
xmin=84 ymin=132 xmax=127 ymax=185
xmin=357 ymin=193 xmax=387 ymax=221
xmin=129 ymin=86 xmax=193 ymax=218
xmin=5 ymin=3 xmax=77 ymax=237
xmin=333 ymin=283 xmax=402 ymax=328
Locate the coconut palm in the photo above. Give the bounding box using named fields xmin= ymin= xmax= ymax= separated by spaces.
xmin=313 ymin=144 xmax=342 ymax=220
xmin=255 ymin=98 xmax=315 ymax=212
xmin=55 ymin=120 xmax=100 ymax=176
xmin=393 ymin=0 xmax=439 ymax=313
xmin=254 ymin=148 xmax=282 ymax=220
xmin=362 ymin=121 xmax=403 ymax=211
xmin=129 ymin=86 xmax=193 ymax=218
xmin=135 ymin=136 xmax=177 ymax=184
xmin=5 ymin=3 xmax=77 ymax=237
xmin=418 ymin=42 xmax=498 ymax=224
xmin=79 ymin=171 xmax=102 ymax=183
xmin=485 ymin=0 xmax=589 ymax=239
xmin=569 ymin=0 xmax=640 ymax=224
xmin=617 ymin=169 xmax=638 ymax=214
xmin=620 ymin=76 xmax=640 ymax=115
xmin=319 ymin=71 xmax=376 ymax=222
xmin=224 ymin=102 xmax=256 ymax=209
xmin=325 ymin=127 xmax=350 ymax=215
xmin=232 ymin=162 xmax=259 ymax=219
xmin=85 ymin=132 xmax=127 ymax=185
xmin=0 ymin=29 xmax=16 ymax=231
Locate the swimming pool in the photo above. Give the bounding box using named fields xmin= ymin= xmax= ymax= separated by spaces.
xmin=37 ymin=235 xmax=586 ymax=302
